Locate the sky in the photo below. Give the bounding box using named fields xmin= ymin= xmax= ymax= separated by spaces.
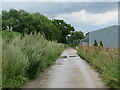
xmin=2 ymin=1 xmax=118 ymax=34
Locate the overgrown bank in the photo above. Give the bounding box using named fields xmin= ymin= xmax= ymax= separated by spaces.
xmin=76 ymin=46 xmax=119 ymax=88
xmin=2 ymin=31 xmax=64 ymax=88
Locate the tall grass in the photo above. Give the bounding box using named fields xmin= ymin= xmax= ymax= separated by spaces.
xmin=0 ymin=36 xmax=2 ymax=89
xmin=77 ymin=46 xmax=119 ymax=88
xmin=2 ymin=31 xmax=64 ymax=88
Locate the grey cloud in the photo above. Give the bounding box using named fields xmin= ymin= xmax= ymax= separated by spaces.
xmin=2 ymin=2 xmax=117 ymax=18
xmin=2 ymin=2 xmax=118 ymax=33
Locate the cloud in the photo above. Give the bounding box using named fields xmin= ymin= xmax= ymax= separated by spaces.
xmin=56 ymin=10 xmax=118 ymax=26
xmin=2 ymin=2 xmax=117 ymax=19
xmin=2 ymin=2 xmax=118 ymax=33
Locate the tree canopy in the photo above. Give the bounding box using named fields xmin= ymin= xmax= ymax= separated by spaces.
xmin=51 ymin=19 xmax=75 ymax=43
xmin=67 ymin=31 xmax=84 ymax=44
xmin=2 ymin=9 xmax=84 ymax=44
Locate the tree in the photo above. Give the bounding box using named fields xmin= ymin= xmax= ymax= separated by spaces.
xmin=2 ymin=9 xmax=75 ymax=43
xmin=51 ymin=19 xmax=75 ymax=43
xmin=2 ymin=10 xmax=12 ymax=31
xmin=67 ymin=31 xmax=84 ymax=44
xmin=2 ymin=9 xmax=61 ymax=41
xmin=2 ymin=9 xmax=31 ymax=33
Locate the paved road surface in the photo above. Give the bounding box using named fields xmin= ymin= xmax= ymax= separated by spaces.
xmin=23 ymin=47 xmax=106 ymax=88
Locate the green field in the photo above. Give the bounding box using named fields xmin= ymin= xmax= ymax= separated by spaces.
xmin=76 ymin=46 xmax=119 ymax=88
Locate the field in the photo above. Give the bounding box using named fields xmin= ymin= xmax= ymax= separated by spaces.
xmin=2 ymin=31 xmax=64 ymax=88
xmin=76 ymin=46 xmax=119 ymax=88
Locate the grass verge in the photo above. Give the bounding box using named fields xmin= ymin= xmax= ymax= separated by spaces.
xmin=76 ymin=46 xmax=119 ymax=88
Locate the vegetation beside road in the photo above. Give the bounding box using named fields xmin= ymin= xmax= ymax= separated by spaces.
xmin=0 ymin=31 xmax=2 ymax=37
xmin=76 ymin=46 xmax=119 ymax=88
xmin=1 ymin=9 xmax=84 ymax=88
xmin=2 ymin=31 xmax=64 ymax=88
xmin=0 ymin=31 xmax=1 ymax=89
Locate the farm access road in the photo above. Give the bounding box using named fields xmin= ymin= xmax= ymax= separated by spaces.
xmin=23 ymin=47 xmax=106 ymax=88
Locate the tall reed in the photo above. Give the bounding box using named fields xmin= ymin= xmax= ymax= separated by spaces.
xmin=2 ymin=31 xmax=64 ymax=88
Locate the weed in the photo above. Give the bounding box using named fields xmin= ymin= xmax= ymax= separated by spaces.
xmin=77 ymin=46 xmax=119 ymax=88
xmin=2 ymin=31 xmax=64 ymax=88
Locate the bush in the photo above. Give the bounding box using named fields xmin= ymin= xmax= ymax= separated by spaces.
xmin=2 ymin=31 xmax=64 ymax=88
xmin=100 ymin=41 xmax=103 ymax=47
xmin=93 ymin=40 xmax=98 ymax=47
